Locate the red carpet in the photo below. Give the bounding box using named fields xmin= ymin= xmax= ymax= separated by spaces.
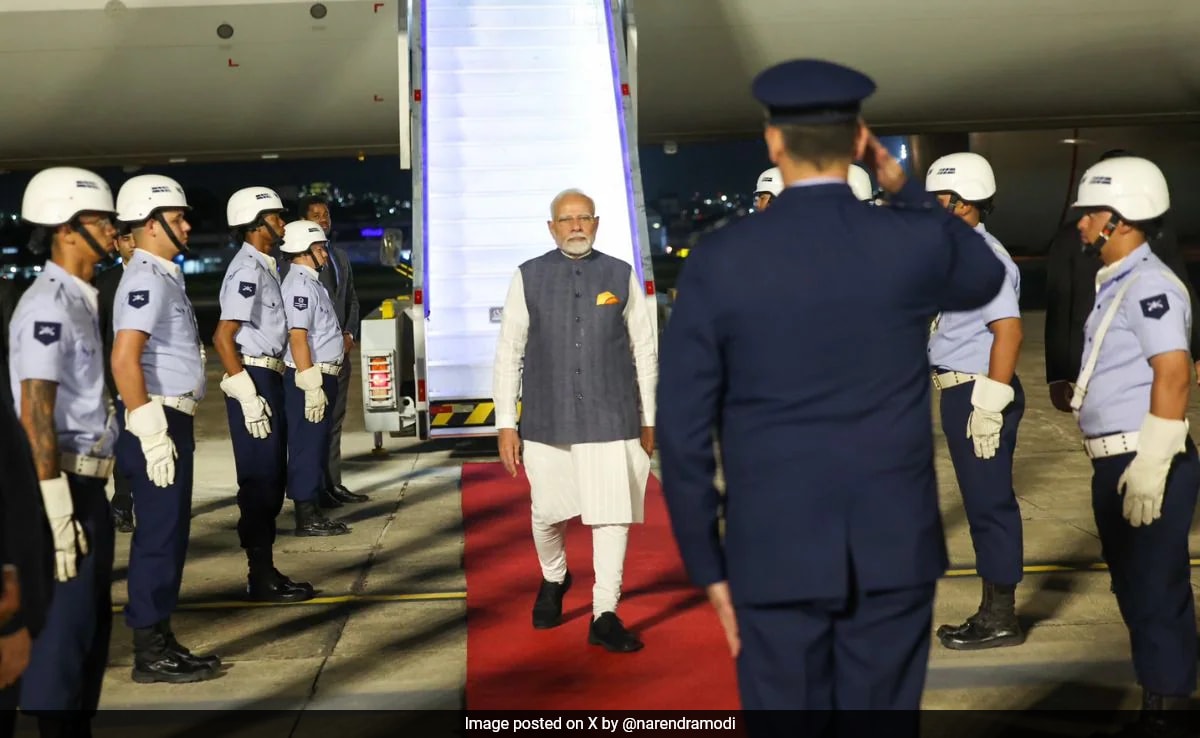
xmin=462 ymin=462 xmax=740 ymax=710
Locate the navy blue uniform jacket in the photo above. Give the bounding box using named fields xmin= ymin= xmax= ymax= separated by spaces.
xmin=656 ymin=178 xmax=1007 ymax=606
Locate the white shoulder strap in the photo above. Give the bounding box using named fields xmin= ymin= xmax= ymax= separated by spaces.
xmin=1070 ymin=272 xmax=1143 ymax=412
xmin=1070 ymin=267 xmax=1192 ymax=412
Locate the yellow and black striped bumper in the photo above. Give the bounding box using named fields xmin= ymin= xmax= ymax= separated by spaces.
xmin=427 ymin=401 xmax=522 ymax=429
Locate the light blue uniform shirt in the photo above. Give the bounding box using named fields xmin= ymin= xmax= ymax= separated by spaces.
xmin=112 ymin=249 xmax=206 ymax=400
xmin=1078 ymin=243 xmax=1191 ymax=437
xmin=928 ymin=223 xmax=1020 ymax=374
xmin=219 ymin=243 xmax=287 ymax=359
xmin=8 ymin=261 xmax=117 ymax=458
xmin=282 ymin=265 xmax=343 ymax=366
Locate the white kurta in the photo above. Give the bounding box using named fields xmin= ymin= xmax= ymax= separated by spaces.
xmin=492 ymin=257 xmax=659 ymax=526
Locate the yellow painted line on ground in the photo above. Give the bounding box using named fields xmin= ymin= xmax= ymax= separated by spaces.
xmin=944 ymin=558 xmax=1200 ymax=578
xmin=106 ymin=559 xmax=1200 ymax=612
xmin=109 ymin=590 xmax=467 ymax=613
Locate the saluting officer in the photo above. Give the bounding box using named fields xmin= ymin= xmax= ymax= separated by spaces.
xmin=752 ymin=167 xmax=782 ymax=211
xmin=8 ymin=167 xmax=119 ymax=735
xmin=111 ymin=174 xmax=220 ymax=684
xmin=656 ymin=59 xmax=1007 ymax=723
xmin=1070 ymin=156 xmax=1199 ymax=731
xmin=214 ymin=187 xmax=322 ymax=596
xmin=923 ymin=152 xmax=1027 ymax=650
xmin=279 ymin=220 xmax=350 ymax=537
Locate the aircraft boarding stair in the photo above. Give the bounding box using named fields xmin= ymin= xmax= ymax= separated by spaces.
xmin=411 ymin=0 xmax=654 ymax=439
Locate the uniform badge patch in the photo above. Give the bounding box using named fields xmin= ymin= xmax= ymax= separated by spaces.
xmin=128 ymin=290 xmax=150 ymax=308
xmin=293 ymin=296 xmax=309 ymax=310
xmin=238 ymin=281 xmax=256 ymax=298
xmin=1139 ymin=293 xmax=1169 ymax=319
xmin=32 ymin=321 xmax=61 ymax=346
xmin=595 ymin=291 xmax=620 ymax=306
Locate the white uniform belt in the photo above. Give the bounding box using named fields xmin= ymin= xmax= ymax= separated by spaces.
xmin=286 ymin=361 xmax=342 ymax=377
xmin=1083 ymin=432 xmax=1139 ymax=460
xmin=60 ymin=452 xmax=114 ymax=479
xmin=241 ymin=354 xmax=284 ymax=373
xmin=149 ymin=394 xmax=198 ymax=416
xmin=931 ymin=370 xmax=976 ymax=390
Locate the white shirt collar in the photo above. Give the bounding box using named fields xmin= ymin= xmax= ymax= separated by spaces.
xmin=241 ymin=242 xmax=277 ymax=274
xmin=135 ymin=247 xmax=181 ymax=277
xmin=294 ymin=264 xmax=318 ymax=280
xmin=1095 ymin=241 xmax=1150 ymax=292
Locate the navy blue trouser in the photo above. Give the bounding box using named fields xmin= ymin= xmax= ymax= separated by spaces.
xmin=225 ymin=365 xmax=288 ymax=549
xmin=735 ymin=583 xmax=935 ymax=731
xmin=20 ymin=475 xmax=114 ymax=714
xmin=939 ymin=374 xmax=1025 ymax=585
xmin=283 ymin=368 xmax=339 ymax=504
xmin=116 ymin=404 xmax=194 ymax=629
xmin=1092 ymin=440 xmax=1199 ymax=697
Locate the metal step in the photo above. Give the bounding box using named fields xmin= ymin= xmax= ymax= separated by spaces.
xmin=417 ymin=0 xmax=646 ymax=404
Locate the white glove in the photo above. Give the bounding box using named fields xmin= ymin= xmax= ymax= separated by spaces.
xmin=294 ymin=366 xmax=327 ymax=423
xmin=220 ymin=371 xmax=272 ymax=439
xmin=967 ymin=375 xmax=1014 ymax=460
xmin=126 ymin=400 xmax=177 ymax=488
xmin=1118 ymin=414 xmax=1189 ymax=527
xmin=39 ymin=474 xmax=88 ymax=583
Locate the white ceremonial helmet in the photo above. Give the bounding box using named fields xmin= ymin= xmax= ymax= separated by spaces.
xmin=754 ymin=167 xmax=783 ymax=197
xmin=116 ymin=174 xmax=189 ymax=224
xmin=847 ymin=163 xmax=873 ymax=201
xmin=925 ymin=152 xmax=996 ymax=202
xmin=22 ymin=167 xmax=115 ymax=226
xmin=280 ymin=219 xmax=328 ymax=254
xmin=1072 ymin=156 xmax=1169 ymax=222
xmin=227 ymin=186 xmax=285 ymax=228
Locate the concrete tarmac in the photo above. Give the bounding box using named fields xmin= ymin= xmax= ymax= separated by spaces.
xmin=13 ymin=309 xmax=1200 ymax=732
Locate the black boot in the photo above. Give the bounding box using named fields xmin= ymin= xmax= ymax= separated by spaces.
xmin=159 ymin=618 xmax=221 ymax=672
xmin=294 ymin=500 xmax=350 ymax=536
xmin=938 ymin=580 xmax=1024 ymax=650
xmin=531 ymin=571 xmax=572 ymax=629
xmin=131 ymin=624 xmax=219 ymax=684
xmin=246 ymin=546 xmax=315 ymax=602
xmin=588 ymin=612 xmax=643 ymax=653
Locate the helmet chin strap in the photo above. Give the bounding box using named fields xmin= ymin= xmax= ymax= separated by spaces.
xmin=72 ymin=222 xmax=116 ymax=266
xmin=1081 ymin=218 xmax=1120 ymax=259
xmin=153 ymin=212 xmax=190 ymax=256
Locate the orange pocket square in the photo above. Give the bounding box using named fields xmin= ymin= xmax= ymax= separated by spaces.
xmin=596 ymin=291 xmax=620 ymax=306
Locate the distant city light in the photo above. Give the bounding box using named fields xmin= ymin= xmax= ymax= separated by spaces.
xmin=361 ymin=228 xmax=384 ymax=238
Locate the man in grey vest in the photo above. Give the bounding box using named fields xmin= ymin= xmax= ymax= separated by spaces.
xmin=492 ymin=188 xmax=658 ymax=653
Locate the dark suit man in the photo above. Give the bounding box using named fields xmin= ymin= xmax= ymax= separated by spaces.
xmin=656 ymin=59 xmax=1007 ymax=731
xmin=0 ymin=278 xmax=19 ymax=411
xmin=96 ymin=230 xmax=136 ymax=531
xmin=296 ymin=197 xmax=367 ymax=506
xmin=1045 ymin=149 xmax=1200 ymax=411
xmin=0 ymin=383 xmax=55 ymax=729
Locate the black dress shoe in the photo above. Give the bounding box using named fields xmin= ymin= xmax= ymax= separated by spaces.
xmin=248 ymin=568 xmax=316 ymax=603
xmin=588 ymin=612 xmax=643 ymax=653
xmin=532 ymin=571 xmax=572 ymax=629
xmin=330 ymin=485 xmax=369 ymax=503
xmin=111 ymin=506 xmax=134 ymax=533
xmin=317 ymin=487 xmax=344 ymax=509
xmin=295 ymin=501 xmax=350 ymax=536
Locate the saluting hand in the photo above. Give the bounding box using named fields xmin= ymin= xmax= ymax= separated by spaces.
xmin=860 ymin=127 xmax=907 ymax=194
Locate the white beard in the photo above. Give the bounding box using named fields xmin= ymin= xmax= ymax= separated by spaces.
xmin=560 ymin=237 xmax=593 ymax=257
